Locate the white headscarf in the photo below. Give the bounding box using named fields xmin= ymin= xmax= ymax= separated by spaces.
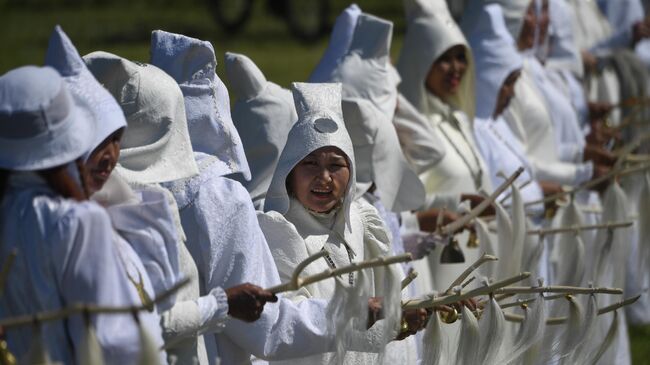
xmin=85 ymin=51 xmax=199 ymax=185
xmin=264 ymin=82 xmax=355 ymax=231
xmin=149 ymin=30 xmax=251 ymax=181
xmin=45 ymin=26 xmax=127 ymax=161
xmin=397 ymin=0 xmax=476 ymax=120
xmin=341 ymin=98 xmax=425 ymax=212
xmin=308 ymin=4 xmax=362 ymax=82
xmin=483 ymin=0 xmax=534 ymax=44
xmin=329 ymin=13 xmax=399 ymax=121
xmin=463 ymin=3 xmax=523 ymax=119
xmin=225 ymin=52 xmax=297 ymax=205
xmin=545 ymin=0 xmax=584 ymax=77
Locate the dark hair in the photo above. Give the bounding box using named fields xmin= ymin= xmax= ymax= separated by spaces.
xmin=0 ymin=169 xmax=9 ymax=205
xmin=37 ymin=160 xmax=88 ymax=201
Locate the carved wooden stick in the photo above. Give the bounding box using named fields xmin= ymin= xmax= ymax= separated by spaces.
xmin=525 ymin=163 xmax=650 ymax=207
xmin=440 ymin=168 xmax=524 ymax=235
xmin=444 ymin=252 xmax=498 ymax=295
xmin=266 ymin=253 xmax=413 ymax=294
xmin=0 ymin=277 xmax=190 ymax=330
xmin=492 ymin=285 xmax=623 ymax=296
xmin=487 ymin=220 xmax=633 ymax=235
xmin=503 ymin=295 xmax=640 ymax=324
xmin=402 ymin=272 xmax=531 ymax=310
xmin=401 ymin=269 xmax=418 ymax=291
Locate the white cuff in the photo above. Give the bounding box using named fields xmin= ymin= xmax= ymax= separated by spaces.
xmin=197 ymin=286 xmax=229 ymax=332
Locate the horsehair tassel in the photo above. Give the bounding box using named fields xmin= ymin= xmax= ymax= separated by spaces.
xmin=0 ymin=277 xmax=190 ymax=330
xmin=477 ymin=285 xmax=506 ymax=365
xmin=440 ymin=167 xmax=524 ymax=235
xmin=455 ymin=305 xmax=480 ymax=365
xmin=267 ymin=253 xmax=412 ymax=294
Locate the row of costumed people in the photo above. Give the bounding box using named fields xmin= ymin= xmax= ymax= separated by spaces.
xmin=1 ymin=0 xmax=650 ymax=364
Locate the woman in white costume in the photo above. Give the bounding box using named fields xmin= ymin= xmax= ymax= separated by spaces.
xmin=226 ymin=52 xmax=298 ymax=209
xmin=260 ymin=82 xmax=426 ymax=364
xmin=466 ymin=5 xmax=548 ymax=278
xmin=0 ymin=66 xmax=165 ymax=364
xmin=85 ymin=50 xmax=279 ymax=365
xmin=150 ymin=31 xmax=363 ymax=365
xmin=462 ymin=0 xmax=598 ymax=188
xmin=397 ymin=0 xmax=493 ymax=294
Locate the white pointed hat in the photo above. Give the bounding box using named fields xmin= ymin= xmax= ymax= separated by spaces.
xmin=85 ymin=51 xmax=199 ymax=185
xmin=397 ymin=0 xmax=476 ymax=119
xmin=330 ymin=13 xmax=399 ymax=121
xmin=342 ymin=97 xmax=425 ymax=212
xmin=225 ymin=52 xmax=297 ymax=204
xmin=308 ymin=3 xmax=362 ymax=82
xmin=546 ymin=0 xmax=584 ymax=77
xmin=45 ymin=25 xmax=126 ymax=161
xmin=149 ymin=30 xmax=251 ymax=181
xmin=463 ymin=3 xmax=523 ymax=119
xmin=264 ymin=82 xmax=355 ymax=229
xmin=0 ymin=66 xmax=95 ymax=170
xmin=482 ymin=0 xmax=534 ymax=43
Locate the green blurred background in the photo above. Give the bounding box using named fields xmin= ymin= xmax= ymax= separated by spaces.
xmin=1 ymin=0 xmax=649 ymax=362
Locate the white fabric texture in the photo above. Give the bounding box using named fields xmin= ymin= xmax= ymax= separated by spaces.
xmin=225 ymin=52 xmax=297 ymax=207
xmin=45 ymin=26 xmax=126 ymax=162
xmin=149 ymin=30 xmax=251 ymax=182
xmin=329 ymin=12 xmax=398 ymax=121
xmin=473 ymin=116 xmax=544 ymax=212
xmin=308 ymin=3 xmax=362 ymax=83
xmin=526 ymin=55 xmax=586 ymax=163
xmin=0 ymin=66 xmax=94 ymax=171
xmin=162 ymin=152 xmax=337 ymax=365
xmin=398 ymin=0 xmax=476 ymax=120
xmin=340 ymin=97 xmax=425 ymax=213
xmin=506 ymin=60 xmax=593 ymax=185
xmin=546 ymin=0 xmax=584 ymax=77
xmin=392 ymin=92 xmax=447 ymax=175
xmin=84 ymin=51 xmax=199 ymax=185
xmin=0 ymin=173 xmax=166 ymax=365
xmin=463 ymin=3 xmax=523 ymax=120
xmin=483 ymin=0 xmax=533 ymax=45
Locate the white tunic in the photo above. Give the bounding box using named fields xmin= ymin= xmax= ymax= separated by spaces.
xmin=0 ymin=173 xmax=165 ymax=365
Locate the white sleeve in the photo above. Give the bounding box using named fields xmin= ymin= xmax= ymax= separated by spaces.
xmin=161 ymin=287 xmax=229 ymax=341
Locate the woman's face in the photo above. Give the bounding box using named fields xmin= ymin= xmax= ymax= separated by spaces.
xmin=288 ymin=146 xmax=350 ymax=213
xmin=85 ymin=128 xmax=124 ymax=195
xmin=518 ymin=1 xmax=538 ymax=51
xmin=425 ymin=45 xmax=468 ymax=101
xmin=493 ymin=70 xmax=521 ymax=118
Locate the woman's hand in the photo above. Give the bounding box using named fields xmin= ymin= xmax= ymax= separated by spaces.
xmin=225 ymin=283 xmax=278 ymax=322
xmin=460 ymin=193 xmax=496 ymax=217
xmin=396 ymin=308 xmax=428 ymax=340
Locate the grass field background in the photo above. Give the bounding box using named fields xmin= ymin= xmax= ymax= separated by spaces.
xmin=1 ymin=0 xmax=650 ymax=362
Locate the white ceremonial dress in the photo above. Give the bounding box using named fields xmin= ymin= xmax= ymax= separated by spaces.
xmin=0 ymin=173 xmax=166 ymax=365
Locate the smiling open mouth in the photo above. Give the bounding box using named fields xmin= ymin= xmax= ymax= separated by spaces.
xmin=311 ymin=187 xmax=333 ymax=198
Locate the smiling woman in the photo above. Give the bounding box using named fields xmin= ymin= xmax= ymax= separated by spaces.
xmin=287 ymin=146 xmax=350 ymax=213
